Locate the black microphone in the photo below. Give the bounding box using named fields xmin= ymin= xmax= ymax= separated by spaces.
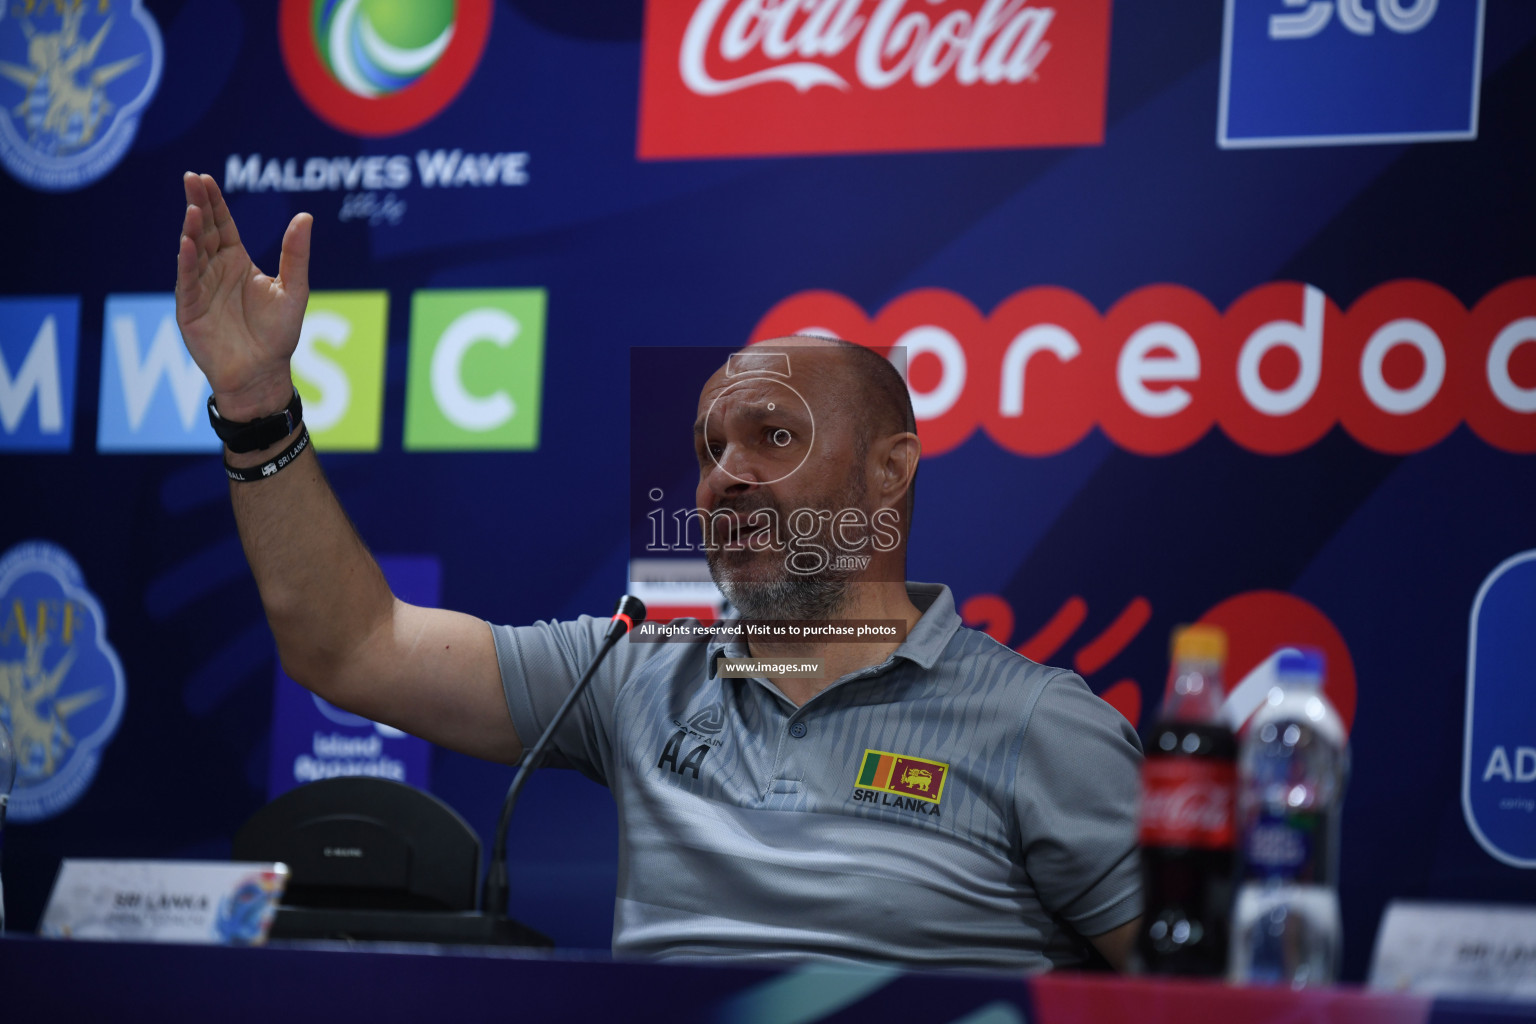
xmin=481 ymin=595 xmax=647 ymax=921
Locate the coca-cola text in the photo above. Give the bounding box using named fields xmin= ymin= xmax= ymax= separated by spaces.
xmin=640 ymin=0 xmax=1112 ymax=157
xmin=1140 ymin=758 xmax=1237 ymax=849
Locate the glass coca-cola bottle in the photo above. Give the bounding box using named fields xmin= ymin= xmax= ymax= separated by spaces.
xmin=1135 ymin=624 xmax=1237 ymax=975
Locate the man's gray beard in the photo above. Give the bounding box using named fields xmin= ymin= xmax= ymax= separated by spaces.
xmin=706 ymin=469 xmax=869 ymax=622
xmin=709 ymin=565 xmax=854 ymax=622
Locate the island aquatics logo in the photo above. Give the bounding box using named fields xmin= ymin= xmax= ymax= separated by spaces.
xmin=279 ymin=0 xmax=493 ymax=136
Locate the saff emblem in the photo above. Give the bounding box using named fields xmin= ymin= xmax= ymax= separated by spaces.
xmin=0 ymin=541 xmax=126 ymax=822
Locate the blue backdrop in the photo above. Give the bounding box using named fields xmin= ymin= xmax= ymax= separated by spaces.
xmin=2 ymin=0 xmax=1534 ymax=981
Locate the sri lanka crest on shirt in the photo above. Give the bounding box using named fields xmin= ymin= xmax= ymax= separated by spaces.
xmin=0 ymin=0 xmax=163 ymax=192
xmin=852 ymin=748 xmax=949 ymax=816
xmin=0 ymin=541 xmax=126 ymax=822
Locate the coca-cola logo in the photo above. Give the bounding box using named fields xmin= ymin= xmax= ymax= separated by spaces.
xmin=1140 ymin=758 xmax=1237 ymax=848
xmin=639 ymin=0 xmax=1112 ymax=158
xmin=679 ymin=0 xmax=1054 ymax=96
xmin=1142 ymin=782 xmax=1234 ymax=836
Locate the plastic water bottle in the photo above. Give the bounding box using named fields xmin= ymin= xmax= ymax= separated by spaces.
xmin=1230 ymin=648 xmax=1348 ymax=987
xmin=0 ymin=715 xmax=14 ymax=934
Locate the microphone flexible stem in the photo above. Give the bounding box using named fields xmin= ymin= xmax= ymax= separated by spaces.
xmin=482 ymin=628 xmax=623 ymax=915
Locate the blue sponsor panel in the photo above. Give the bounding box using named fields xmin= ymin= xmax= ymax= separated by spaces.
xmin=0 ymin=541 xmax=126 ymax=823
xmin=0 ymin=0 xmax=163 ymax=192
xmin=0 ymin=296 xmax=79 ymax=452
xmin=1464 ymin=550 xmax=1536 ymax=868
xmin=1220 ymin=0 xmax=1485 ymax=146
xmin=97 ymin=294 xmax=218 ymax=453
xmin=266 ymin=555 xmax=441 ymax=800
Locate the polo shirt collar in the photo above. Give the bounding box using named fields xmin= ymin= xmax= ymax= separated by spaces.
xmin=706 ymin=581 xmax=962 ymax=678
xmin=898 ymin=582 xmax=963 ymax=670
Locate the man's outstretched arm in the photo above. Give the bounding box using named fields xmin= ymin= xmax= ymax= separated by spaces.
xmin=175 ymin=171 xmax=521 ymax=765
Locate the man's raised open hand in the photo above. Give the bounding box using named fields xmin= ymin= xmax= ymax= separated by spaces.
xmin=173 ymin=171 xmax=518 ymax=766
xmin=175 ymin=171 xmax=312 ymax=422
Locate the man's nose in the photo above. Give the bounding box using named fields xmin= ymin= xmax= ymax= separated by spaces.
xmin=704 ymin=443 xmax=762 ymax=497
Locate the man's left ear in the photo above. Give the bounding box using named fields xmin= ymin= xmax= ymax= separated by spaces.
xmin=874 ymin=432 xmax=921 ymax=502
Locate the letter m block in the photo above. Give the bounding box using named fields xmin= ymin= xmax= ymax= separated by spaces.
xmin=0 ymin=297 xmax=80 ymax=452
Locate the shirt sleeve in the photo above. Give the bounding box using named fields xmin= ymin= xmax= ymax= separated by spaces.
xmin=486 ymin=616 xmax=658 ymax=787
xmin=1014 ymin=669 xmax=1144 ymax=937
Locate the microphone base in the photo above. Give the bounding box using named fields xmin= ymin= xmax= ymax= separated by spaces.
xmin=267 ymin=906 xmax=554 ymax=948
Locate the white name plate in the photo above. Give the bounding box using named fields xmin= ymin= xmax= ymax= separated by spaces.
xmin=1370 ymin=900 xmax=1536 ymax=1000
xmin=39 ymin=859 xmax=289 ymax=946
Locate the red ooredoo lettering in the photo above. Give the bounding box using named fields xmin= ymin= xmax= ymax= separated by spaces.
xmin=749 ymin=278 xmax=1536 ymax=456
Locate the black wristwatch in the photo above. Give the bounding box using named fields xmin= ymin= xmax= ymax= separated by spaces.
xmin=207 ymin=388 xmax=304 ymax=454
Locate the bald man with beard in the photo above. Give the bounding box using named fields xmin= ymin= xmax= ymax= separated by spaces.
xmin=175 ymin=171 xmax=1144 ymax=972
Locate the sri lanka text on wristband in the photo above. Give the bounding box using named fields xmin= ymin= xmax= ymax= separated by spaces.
xmin=224 ymin=425 xmax=310 ymax=483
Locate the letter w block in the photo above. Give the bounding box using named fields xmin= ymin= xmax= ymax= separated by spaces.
xmin=97 ymin=294 xmax=219 ymax=453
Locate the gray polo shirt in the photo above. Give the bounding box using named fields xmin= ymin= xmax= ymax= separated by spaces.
xmin=490 ymin=582 xmax=1143 ymax=971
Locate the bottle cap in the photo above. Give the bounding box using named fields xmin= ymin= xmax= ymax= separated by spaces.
xmin=1171 ymin=624 xmax=1226 ymax=665
xmin=1277 ymin=646 xmax=1326 ymax=683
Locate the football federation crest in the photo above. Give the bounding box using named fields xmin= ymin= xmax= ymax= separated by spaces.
xmin=0 ymin=541 xmax=126 ymax=822
xmin=0 ymin=0 xmax=163 ymax=192
xmin=855 ymin=749 xmax=949 ymax=805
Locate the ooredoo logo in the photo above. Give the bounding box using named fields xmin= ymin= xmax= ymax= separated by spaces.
xmin=751 ymin=278 xmax=1536 ymax=457
xmin=638 ymin=0 xmax=1113 ymax=159
xmin=279 ymin=0 xmax=492 ymax=137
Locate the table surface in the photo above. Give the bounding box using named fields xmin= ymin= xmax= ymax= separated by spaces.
xmin=0 ymin=936 xmax=1529 ymax=1024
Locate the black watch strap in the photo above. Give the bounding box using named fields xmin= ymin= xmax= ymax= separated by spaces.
xmin=207 ymin=388 xmax=303 ymax=454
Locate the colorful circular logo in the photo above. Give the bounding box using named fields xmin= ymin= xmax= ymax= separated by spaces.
xmin=279 ymin=0 xmax=493 ymax=137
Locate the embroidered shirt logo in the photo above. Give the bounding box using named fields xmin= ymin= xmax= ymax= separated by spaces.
xmin=686 ymin=706 xmax=724 ymax=734
xmin=854 ymin=748 xmax=949 ymax=810
xmin=658 ymin=705 xmax=727 ymax=780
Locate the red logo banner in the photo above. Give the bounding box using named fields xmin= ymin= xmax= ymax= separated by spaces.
xmin=638 ymin=0 xmax=1112 ymax=159
xmin=750 ymin=279 xmax=1536 ymax=457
